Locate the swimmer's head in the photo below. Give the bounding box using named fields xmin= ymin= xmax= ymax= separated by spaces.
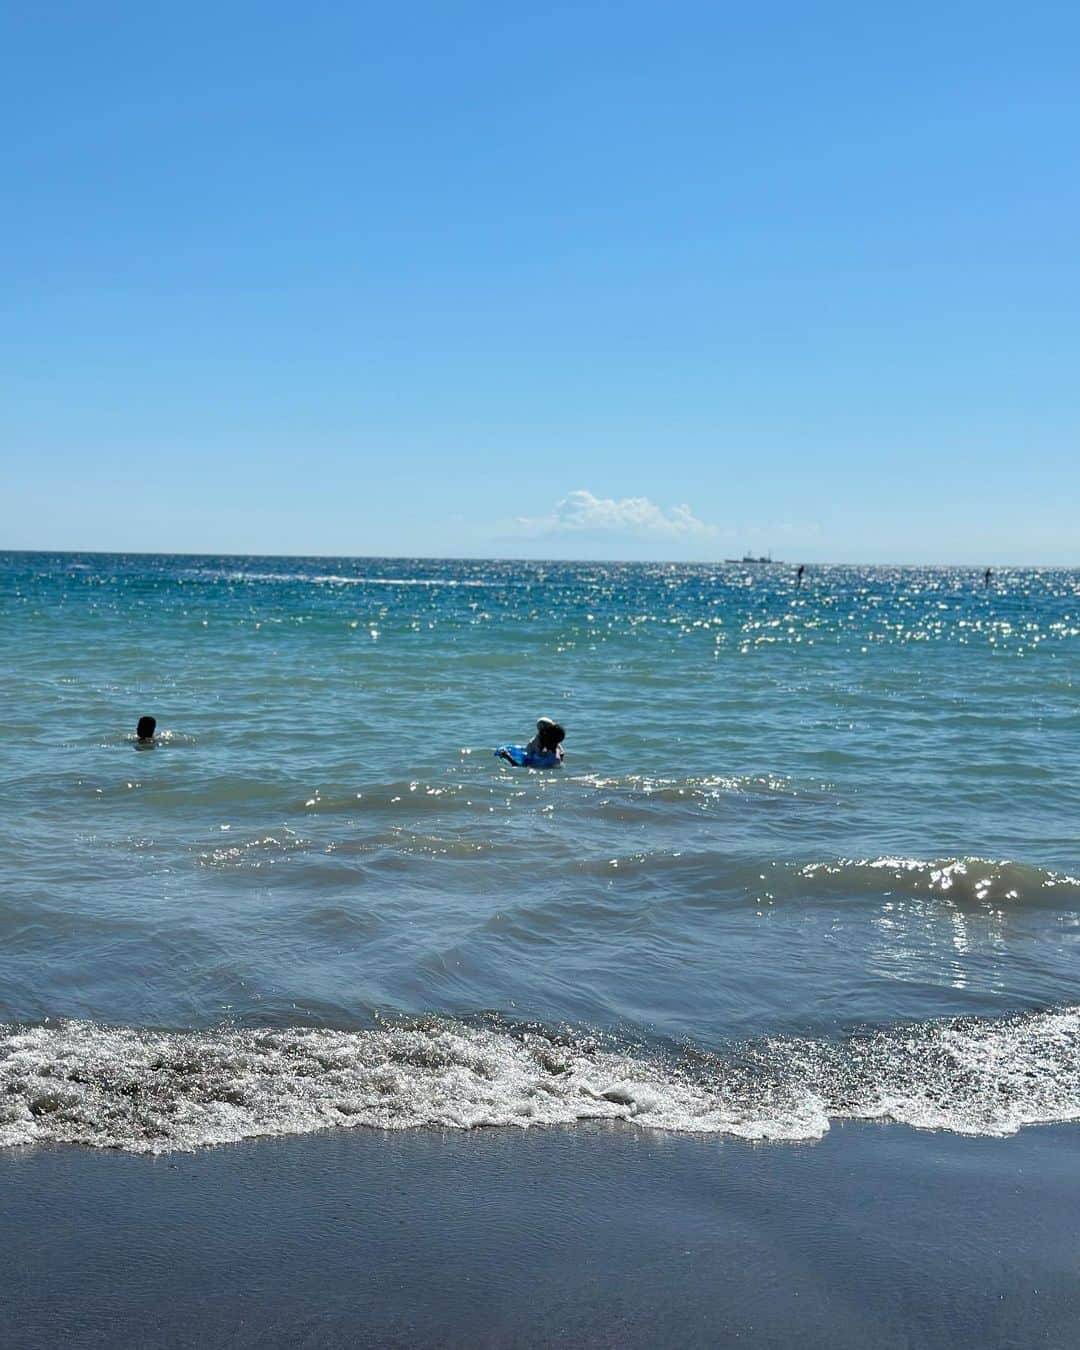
xmin=536 ymin=717 xmax=565 ymax=750
xmin=136 ymin=715 xmax=157 ymax=743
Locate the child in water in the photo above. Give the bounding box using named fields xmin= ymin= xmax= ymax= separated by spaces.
xmin=135 ymin=715 xmax=157 ymax=747
xmin=496 ymin=717 xmax=566 ymax=768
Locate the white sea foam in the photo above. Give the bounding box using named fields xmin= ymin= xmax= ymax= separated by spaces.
xmin=1 ymin=1009 xmax=1077 ymax=1154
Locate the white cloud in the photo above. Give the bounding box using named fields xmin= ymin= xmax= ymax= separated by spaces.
xmin=518 ymin=489 xmax=715 ymax=538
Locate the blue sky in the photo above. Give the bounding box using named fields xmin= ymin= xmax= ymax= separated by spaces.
xmin=3 ymin=1 xmax=1078 ymax=562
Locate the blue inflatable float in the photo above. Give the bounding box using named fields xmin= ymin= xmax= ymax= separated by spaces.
xmin=495 ymin=745 xmax=562 ymax=769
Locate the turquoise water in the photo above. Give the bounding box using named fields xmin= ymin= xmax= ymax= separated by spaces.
xmin=1 ymin=552 xmax=1079 ymax=1150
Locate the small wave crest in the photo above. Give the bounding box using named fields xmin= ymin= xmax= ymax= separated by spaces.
xmin=577 ymin=772 xmax=806 ymax=800
xmin=196 ymin=829 xmax=311 ymax=870
xmin=798 ymin=857 xmax=1080 ymax=908
xmin=208 ymin=570 xmax=503 ymax=588
xmin=1 ymin=1008 xmax=1077 ymax=1153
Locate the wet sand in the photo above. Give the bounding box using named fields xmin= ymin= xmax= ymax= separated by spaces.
xmin=3 ymin=1121 xmax=1080 ymax=1348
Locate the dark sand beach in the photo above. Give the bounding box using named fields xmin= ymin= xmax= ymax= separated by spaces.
xmin=4 ymin=1122 xmax=1079 ymax=1349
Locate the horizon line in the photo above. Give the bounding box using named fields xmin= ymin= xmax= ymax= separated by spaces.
xmin=1 ymin=547 xmax=1076 ymax=570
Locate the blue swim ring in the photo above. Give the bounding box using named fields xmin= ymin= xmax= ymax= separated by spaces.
xmin=495 ymin=745 xmax=562 ymax=769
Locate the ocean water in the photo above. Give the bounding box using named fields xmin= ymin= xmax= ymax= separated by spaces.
xmin=1 ymin=552 xmax=1078 ymax=1152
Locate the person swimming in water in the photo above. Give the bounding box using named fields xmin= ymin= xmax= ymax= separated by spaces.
xmin=527 ymin=717 xmax=565 ymax=763
xmin=496 ymin=717 xmax=566 ymax=768
xmin=135 ymin=715 xmax=157 ymax=747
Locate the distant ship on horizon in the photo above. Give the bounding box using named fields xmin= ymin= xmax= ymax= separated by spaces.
xmin=724 ymin=553 xmax=784 ymax=565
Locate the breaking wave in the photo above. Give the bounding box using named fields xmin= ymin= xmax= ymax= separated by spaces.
xmin=1 ymin=1007 xmax=1078 ymax=1153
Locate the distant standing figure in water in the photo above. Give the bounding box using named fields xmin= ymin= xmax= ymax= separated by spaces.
xmin=496 ymin=717 xmax=566 ymax=769
xmin=796 ymin=564 xmax=805 ymax=587
xmin=135 ymin=715 xmax=157 ymax=747
xmin=984 ymin=567 xmax=992 ymax=589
